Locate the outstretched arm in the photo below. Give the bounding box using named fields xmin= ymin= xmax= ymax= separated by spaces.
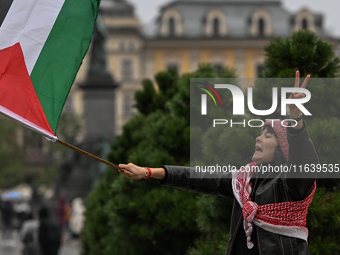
xmin=118 ymin=163 xmax=235 ymax=198
xmin=118 ymin=163 xmax=166 ymax=179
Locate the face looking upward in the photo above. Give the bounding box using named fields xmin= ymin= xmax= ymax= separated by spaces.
xmin=252 ymin=128 xmax=279 ymax=165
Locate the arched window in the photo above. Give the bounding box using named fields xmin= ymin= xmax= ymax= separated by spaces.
xmin=293 ymin=9 xmax=315 ymax=32
xmin=258 ymin=18 xmax=265 ymax=36
xmin=159 ymin=9 xmax=184 ymax=36
xmin=302 ymin=18 xmax=308 ymax=30
xmin=213 ymin=18 xmax=220 ymax=36
xmin=204 ymin=10 xmax=227 ymax=37
xmin=249 ymin=10 xmax=272 ymax=37
xmin=169 ymin=17 xmax=175 ymax=36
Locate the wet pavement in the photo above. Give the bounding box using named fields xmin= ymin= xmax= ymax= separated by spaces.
xmin=0 ymin=230 xmax=80 ymax=255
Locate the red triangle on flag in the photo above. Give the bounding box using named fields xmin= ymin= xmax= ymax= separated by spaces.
xmin=0 ymin=43 xmax=55 ymax=136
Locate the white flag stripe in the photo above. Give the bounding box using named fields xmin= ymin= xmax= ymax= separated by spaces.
xmin=0 ymin=105 xmax=57 ymax=141
xmin=0 ymin=0 xmax=65 ymax=74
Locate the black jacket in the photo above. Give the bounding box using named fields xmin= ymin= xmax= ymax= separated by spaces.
xmin=160 ymin=122 xmax=319 ymax=255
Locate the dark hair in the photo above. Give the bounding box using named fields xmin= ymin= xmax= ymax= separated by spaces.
xmin=263 ymin=125 xmax=286 ymax=165
xmin=38 ymin=206 xmax=50 ymax=220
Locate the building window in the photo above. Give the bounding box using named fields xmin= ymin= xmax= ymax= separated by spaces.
xmin=335 ymin=45 xmax=340 ymax=58
xmin=250 ymin=10 xmax=272 ymax=37
xmin=129 ymin=42 xmax=135 ymax=51
xmin=212 ymin=63 xmax=224 ymax=75
xmin=121 ymin=59 xmax=133 ymax=81
xmin=258 ymin=18 xmax=265 ymax=36
xmin=123 ymin=94 xmax=133 ymax=117
xmin=302 ymin=18 xmax=308 ymax=29
xmin=256 ymin=64 xmax=265 ymax=77
xmin=119 ymin=41 xmax=125 ymax=51
xmin=160 ymin=9 xmax=183 ymax=36
xmin=168 ymin=17 xmax=175 ymax=36
xmin=293 ymin=10 xmax=315 ymax=32
xmin=213 ymin=18 xmax=220 ymax=36
xmin=166 ymin=62 xmax=179 ymax=73
xmin=205 ymin=10 xmax=227 ymax=37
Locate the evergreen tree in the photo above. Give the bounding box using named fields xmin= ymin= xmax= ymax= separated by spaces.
xmin=0 ymin=116 xmax=26 ymax=188
xmin=81 ymin=65 xmax=237 ymax=255
xmin=261 ymin=30 xmax=340 ymax=78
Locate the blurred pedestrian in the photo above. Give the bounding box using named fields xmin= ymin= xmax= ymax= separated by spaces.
xmin=38 ymin=206 xmax=61 ymax=255
xmin=20 ymin=212 xmax=40 ymax=255
xmin=69 ymin=198 xmax=85 ymax=238
xmin=0 ymin=200 xmax=14 ymax=243
xmin=15 ymin=201 xmax=31 ymax=229
xmin=56 ymin=196 xmax=65 ymax=228
xmin=64 ymin=200 xmax=71 ymax=235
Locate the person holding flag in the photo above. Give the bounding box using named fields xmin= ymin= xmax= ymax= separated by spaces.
xmin=118 ymin=71 xmax=318 ymax=255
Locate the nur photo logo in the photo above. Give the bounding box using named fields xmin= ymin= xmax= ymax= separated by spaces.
xmin=196 ymin=82 xmax=222 ymax=115
xmin=199 ymin=84 xmax=311 ymax=116
xmin=195 ymin=79 xmax=312 ymax=128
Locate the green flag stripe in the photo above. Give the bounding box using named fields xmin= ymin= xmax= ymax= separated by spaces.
xmin=30 ymin=0 xmax=100 ymax=133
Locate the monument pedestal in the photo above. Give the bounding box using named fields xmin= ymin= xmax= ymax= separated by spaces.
xmin=79 ymin=74 xmax=119 ymax=144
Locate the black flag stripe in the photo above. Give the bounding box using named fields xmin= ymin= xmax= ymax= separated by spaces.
xmin=0 ymin=0 xmax=14 ymax=27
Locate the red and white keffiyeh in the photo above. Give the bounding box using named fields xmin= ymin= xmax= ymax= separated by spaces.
xmin=232 ymin=162 xmax=316 ymax=249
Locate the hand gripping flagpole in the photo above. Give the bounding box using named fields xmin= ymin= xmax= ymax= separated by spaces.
xmin=56 ymin=139 xmax=121 ymax=170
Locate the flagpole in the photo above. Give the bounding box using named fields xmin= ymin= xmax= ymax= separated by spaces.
xmin=56 ymin=139 xmax=120 ymax=170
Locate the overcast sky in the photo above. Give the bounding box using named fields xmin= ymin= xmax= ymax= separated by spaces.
xmin=127 ymin=0 xmax=340 ymax=37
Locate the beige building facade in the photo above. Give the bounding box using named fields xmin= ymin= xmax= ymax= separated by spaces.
xmin=72 ymin=0 xmax=340 ymax=136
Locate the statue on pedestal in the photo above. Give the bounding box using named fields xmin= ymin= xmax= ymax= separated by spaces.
xmin=87 ymin=14 xmax=112 ymax=81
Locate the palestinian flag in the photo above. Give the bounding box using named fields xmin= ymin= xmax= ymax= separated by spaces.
xmin=0 ymin=0 xmax=100 ymax=141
